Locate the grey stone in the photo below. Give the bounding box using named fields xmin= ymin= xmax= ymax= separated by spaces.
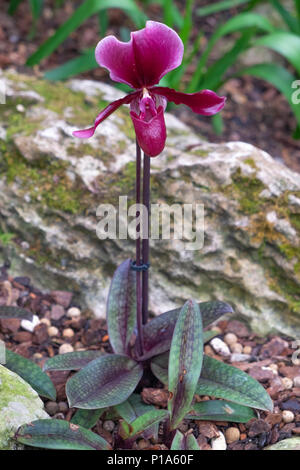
xmin=0 ymin=70 xmax=299 ymax=337
xmin=0 ymin=365 xmax=48 ymax=450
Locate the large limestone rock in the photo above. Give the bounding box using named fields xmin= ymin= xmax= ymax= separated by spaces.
xmin=0 ymin=70 xmax=300 ymax=337
xmin=0 ymin=365 xmax=48 ymax=450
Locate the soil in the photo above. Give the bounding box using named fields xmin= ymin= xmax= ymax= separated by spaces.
xmin=1 ymin=266 xmax=300 ymax=450
xmin=1 ymin=0 xmax=300 ymax=172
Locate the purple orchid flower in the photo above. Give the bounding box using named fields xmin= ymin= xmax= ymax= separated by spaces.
xmin=73 ymin=21 xmax=226 ymax=157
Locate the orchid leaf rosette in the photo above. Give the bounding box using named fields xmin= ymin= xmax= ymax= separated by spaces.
xmin=15 ymin=22 xmax=273 ymax=451
xmin=73 ymin=21 xmax=226 ymax=156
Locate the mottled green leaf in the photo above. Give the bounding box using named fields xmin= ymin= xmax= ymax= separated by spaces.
xmin=139 ymin=301 xmax=233 ymax=360
xmin=66 ymin=354 xmax=143 ymax=409
xmin=5 ymin=349 xmax=56 ymax=400
xmin=197 ymin=356 xmax=273 ymax=411
xmin=107 ymin=259 xmax=136 ymax=355
xmin=168 ymin=300 xmax=203 ymax=430
xmin=186 ymin=400 xmax=256 ymax=423
xmin=43 ymin=350 xmax=103 ymax=371
xmin=115 ymin=394 xmax=159 ymax=439
xmin=0 ymin=305 xmax=32 ymax=320
xmin=119 ymin=409 xmax=169 ymax=440
xmin=151 ymin=352 xmax=273 ymax=412
xmin=71 ymin=408 xmax=105 ymax=429
xmin=15 ymin=419 xmax=111 ymax=450
xmin=171 ymin=430 xmax=200 ymax=450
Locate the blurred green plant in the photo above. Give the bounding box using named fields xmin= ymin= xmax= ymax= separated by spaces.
xmin=19 ymin=0 xmax=300 ymax=137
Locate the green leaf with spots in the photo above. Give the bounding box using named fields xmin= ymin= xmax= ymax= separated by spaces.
xmin=107 ymin=259 xmax=136 ymax=355
xmin=5 ymin=349 xmax=56 ymax=400
xmin=186 ymin=400 xmax=256 ymax=423
xmin=119 ymin=409 xmax=169 ymax=440
xmin=196 ymin=355 xmax=273 ymax=411
xmin=171 ymin=430 xmax=200 ymax=450
xmin=71 ymin=409 xmax=105 ymax=429
xmin=43 ymin=350 xmax=103 ymax=371
xmin=151 ymin=352 xmax=272 ymax=412
xmin=15 ymin=419 xmax=111 ymax=450
xmin=139 ymin=300 xmax=233 ymax=360
xmin=168 ymin=299 xmax=203 ymax=430
xmin=66 ymin=354 xmax=143 ymax=409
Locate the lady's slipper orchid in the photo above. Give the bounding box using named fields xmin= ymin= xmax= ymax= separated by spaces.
xmin=73 ymin=21 xmax=226 ymax=157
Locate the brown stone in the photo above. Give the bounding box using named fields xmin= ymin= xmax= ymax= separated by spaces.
xmin=249 ymin=366 xmax=274 ymax=382
xmin=279 ymin=366 xmax=300 ymax=379
xmin=14 ymin=331 xmax=33 ymax=343
xmin=260 ymin=336 xmax=289 ymax=358
xmin=0 ymin=318 xmax=20 ymax=333
xmin=265 ymin=412 xmax=282 ymax=427
xmin=198 ymin=422 xmax=219 ymax=439
xmin=33 ymin=323 xmax=49 ymax=344
xmin=50 ymin=291 xmax=73 ymax=308
xmin=225 ymin=320 xmax=249 ymax=338
xmin=50 ymin=304 xmax=65 ymax=321
xmin=141 ymin=388 xmax=169 ymax=408
xmin=247 ymin=418 xmax=271 ymax=437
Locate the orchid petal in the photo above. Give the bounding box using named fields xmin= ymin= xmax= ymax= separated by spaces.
xmin=130 ymin=106 xmax=167 ymax=157
xmin=73 ymin=92 xmax=139 ymax=139
xmin=95 ymin=21 xmax=184 ymax=89
xmin=154 ymin=87 xmax=226 ymax=115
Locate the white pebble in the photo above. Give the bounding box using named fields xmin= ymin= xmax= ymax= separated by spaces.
xmin=230 ymin=353 xmax=251 ymax=363
xmin=211 ymin=431 xmax=227 ymax=450
xmin=210 ymin=338 xmax=230 ymax=357
xmin=282 ymin=377 xmax=293 ymax=390
xmin=230 ymin=343 xmax=243 ymax=353
xmin=48 ymin=326 xmax=59 ymax=337
xmin=21 ymin=315 xmax=40 ymax=332
xmin=63 ymin=328 xmax=74 ymax=338
xmin=293 ymin=376 xmax=300 ymax=388
xmin=67 ymin=307 xmax=81 ymax=319
xmin=40 ymin=318 xmax=51 ymax=327
xmin=282 ymin=410 xmax=294 ymax=423
xmin=59 ymin=343 xmax=74 ymax=354
xmin=16 ymin=104 xmax=25 ymax=113
xmin=224 ymin=333 xmax=238 ymax=345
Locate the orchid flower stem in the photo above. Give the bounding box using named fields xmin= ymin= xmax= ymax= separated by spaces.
xmin=142 ymin=152 xmax=150 ymax=325
xmin=136 ymin=140 xmax=144 ymax=356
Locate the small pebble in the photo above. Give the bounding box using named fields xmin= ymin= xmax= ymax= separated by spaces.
xmin=282 ymin=377 xmax=293 ymax=390
xmin=243 ymin=345 xmax=252 ymax=354
xmin=67 ymin=307 xmax=81 ymax=319
xmin=103 ymin=420 xmax=115 ymax=432
xmin=48 ymin=326 xmax=59 ymax=337
xmin=16 ymin=104 xmax=25 ymax=113
xmin=211 ymin=431 xmax=227 ymax=450
xmin=230 ymin=353 xmax=251 ymax=363
xmin=293 ymin=376 xmax=300 ymax=388
xmin=282 ymin=410 xmax=295 ymax=423
xmin=269 ymin=363 xmax=278 ymax=374
xmin=230 ymin=343 xmax=243 ymax=354
xmin=58 ymin=401 xmax=69 ymax=413
xmin=45 ymin=401 xmax=59 ymax=416
xmin=59 ymin=343 xmax=74 ymax=354
xmin=210 ymin=338 xmax=230 ymax=357
xmin=21 ymin=315 xmax=40 ymax=332
xmin=225 ymin=427 xmax=240 ymax=444
xmin=40 ymin=318 xmax=51 ymax=327
xmin=224 ymin=333 xmax=238 ymax=346
xmin=32 ymin=352 xmax=43 ymax=361
xmin=63 ymin=328 xmax=74 ymax=339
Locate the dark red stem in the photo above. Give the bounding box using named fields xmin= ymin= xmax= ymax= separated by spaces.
xmin=135 ymin=140 xmax=143 ymax=356
xmin=142 ymin=153 xmax=150 ymax=325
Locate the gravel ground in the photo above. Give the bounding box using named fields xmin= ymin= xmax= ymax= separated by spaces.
xmin=1 ymin=265 xmax=300 ymax=450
